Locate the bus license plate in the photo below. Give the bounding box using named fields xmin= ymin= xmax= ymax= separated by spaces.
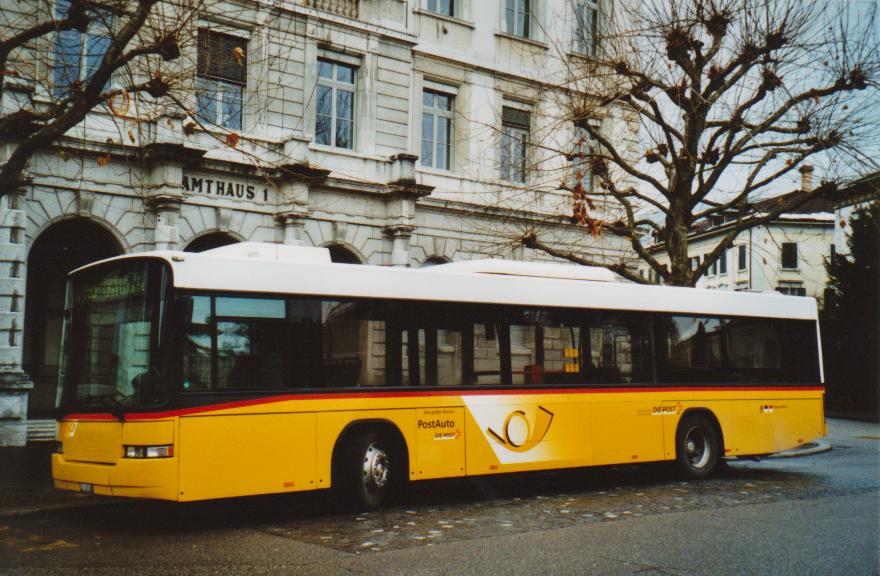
xmin=79 ymin=483 xmax=93 ymax=494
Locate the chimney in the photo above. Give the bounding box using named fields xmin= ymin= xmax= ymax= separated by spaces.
xmin=799 ymin=164 xmax=814 ymax=192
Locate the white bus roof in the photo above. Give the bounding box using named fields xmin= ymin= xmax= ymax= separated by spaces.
xmin=73 ymin=243 xmax=819 ymax=321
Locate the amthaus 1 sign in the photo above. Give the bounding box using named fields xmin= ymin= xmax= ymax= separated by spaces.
xmin=182 ymin=173 xmax=270 ymax=203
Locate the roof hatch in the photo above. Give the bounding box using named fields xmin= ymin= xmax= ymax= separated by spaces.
xmin=426 ymin=259 xmax=616 ymax=282
xmin=200 ymin=242 xmax=332 ymax=263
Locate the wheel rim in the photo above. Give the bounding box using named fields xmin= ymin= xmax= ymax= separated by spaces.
xmin=684 ymin=426 xmax=711 ymax=469
xmin=362 ymin=443 xmax=389 ymax=493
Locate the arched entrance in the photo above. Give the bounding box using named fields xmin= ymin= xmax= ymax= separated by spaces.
xmin=421 ymin=256 xmax=449 ymax=267
xmin=184 ymin=232 xmax=239 ymax=253
xmin=327 ymin=245 xmax=363 ymax=264
xmin=24 ymin=219 xmax=123 ymax=417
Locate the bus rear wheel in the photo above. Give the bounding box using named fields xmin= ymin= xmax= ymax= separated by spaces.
xmin=675 ymin=413 xmax=721 ymax=479
xmin=339 ymin=429 xmax=399 ymax=510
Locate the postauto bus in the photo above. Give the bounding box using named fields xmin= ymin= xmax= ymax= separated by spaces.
xmin=53 ymin=243 xmax=825 ymax=509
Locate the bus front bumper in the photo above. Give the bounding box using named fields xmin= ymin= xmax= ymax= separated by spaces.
xmin=52 ymin=453 xmax=179 ymax=501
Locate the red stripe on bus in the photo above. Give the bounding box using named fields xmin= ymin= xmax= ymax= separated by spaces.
xmin=60 ymin=386 xmax=825 ymax=421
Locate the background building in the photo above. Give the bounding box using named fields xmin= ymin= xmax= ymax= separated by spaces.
xmin=640 ymin=168 xmax=835 ymax=298
xmin=0 ymin=0 xmax=638 ymax=444
xmin=832 ymin=172 xmax=880 ymax=257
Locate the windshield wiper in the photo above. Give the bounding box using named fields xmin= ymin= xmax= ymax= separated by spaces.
xmin=76 ymin=394 xmax=127 ymax=422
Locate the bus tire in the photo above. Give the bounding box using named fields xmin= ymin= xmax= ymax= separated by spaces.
xmin=675 ymin=413 xmax=721 ymax=479
xmin=339 ymin=429 xmax=398 ymax=510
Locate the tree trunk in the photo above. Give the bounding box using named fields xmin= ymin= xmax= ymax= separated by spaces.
xmin=665 ymin=207 xmax=693 ymax=287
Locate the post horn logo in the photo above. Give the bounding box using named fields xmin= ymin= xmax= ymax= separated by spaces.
xmin=487 ymin=406 xmax=554 ymax=453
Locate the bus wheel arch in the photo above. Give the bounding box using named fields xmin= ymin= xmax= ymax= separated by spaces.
xmin=675 ymin=409 xmax=724 ymax=479
xmin=331 ymin=420 xmax=410 ymax=510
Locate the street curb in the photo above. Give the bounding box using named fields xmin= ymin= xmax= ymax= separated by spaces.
xmin=0 ymin=496 xmax=120 ymax=519
xmin=768 ymin=439 xmax=832 ymax=458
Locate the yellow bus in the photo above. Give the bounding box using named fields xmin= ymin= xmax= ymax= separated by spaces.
xmin=53 ymin=243 xmax=825 ymax=509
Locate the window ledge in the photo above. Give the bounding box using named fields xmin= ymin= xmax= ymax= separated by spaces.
xmin=413 ymin=9 xmax=476 ymax=29
xmin=418 ymin=165 xmax=461 ymax=178
xmin=308 ymin=142 xmax=387 ymax=163
xmin=566 ymin=50 xmax=599 ymax=63
xmin=494 ymin=31 xmax=549 ymax=50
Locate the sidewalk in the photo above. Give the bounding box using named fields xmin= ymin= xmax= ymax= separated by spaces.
xmin=0 ymin=442 xmax=112 ymax=517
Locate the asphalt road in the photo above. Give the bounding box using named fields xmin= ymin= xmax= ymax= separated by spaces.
xmin=2 ymin=418 xmax=878 ymax=575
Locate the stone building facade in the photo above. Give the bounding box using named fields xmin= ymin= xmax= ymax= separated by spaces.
xmin=0 ymin=0 xmax=637 ymax=444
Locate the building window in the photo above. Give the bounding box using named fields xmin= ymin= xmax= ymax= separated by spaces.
xmin=196 ymin=30 xmax=247 ymax=130
xmin=315 ymin=60 xmax=356 ymax=149
xmin=505 ymin=0 xmax=530 ymax=38
xmin=501 ymin=106 xmax=530 ymax=183
xmin=689 ymin=256 xmax=700 ymax=271
xmin=781 ymin=242 xmax=798 ymax=269
xmin=574 ymin=0 xmax=598 ymax=56
xmin=422 ymin=90 xmax=454 ymax=170
xmin=571 ymin=123 xmax=593 ymax=192
xmin=777 ymin=286 xmax=806 ymax=296
xmin=738 ymin=245 xmax=747 ymax=271
xmin=52 ymin=0 xmax=112 ymax=98
xmin=427 ymin=0 xmax=454 ymax=17
xmin=719 ymin=250 xmax=727 ymax=274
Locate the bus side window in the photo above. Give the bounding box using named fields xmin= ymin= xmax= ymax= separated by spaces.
xmin=470 ymin=322 xmax=506 ymax=385
xmin=181 ymin=295 xmax=212 ymax=392
xmin=215 ymin=297 xmax=288 ymax=391
xmin=508 ymin=309 xmax=542 ymax=386
xmin=541 ymin=321 xmax=583 ymax=385
xmin=386 ymin=303 xmax=464 ymax=387
xmin=585 ymin=313 xmax=652 ymax=385
xmin=287 ymin=299 xmax=322 ymax=388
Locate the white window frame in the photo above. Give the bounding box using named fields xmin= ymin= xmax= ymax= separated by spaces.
xmin=573 ymin=0 xmax=599 ymax=56
xmin=780 ymin=242 xmax=799 ymax=270
xmin=196 ymin=28 xmax=249 ymax=131
xmin=571 ymin=122 xmax=594 ymax=192
xmin=196 ymin=77 xmax=244 ymax=130
xmin=315 ymin=58 xmax=357 ymax=150
xmin=501 ymin=101 xmax=531 ymax=183
xmin=505 ymin=0 xmax=531 ymax=38
xmin=421 ymin=85 xmax=455 ymax=171
xmin=53 ymin=0 xmax=114 ymax=97
xmin=427 ymin=0 xmax=455 ymax=17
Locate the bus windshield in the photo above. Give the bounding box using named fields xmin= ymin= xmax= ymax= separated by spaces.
xmin=58 ymin=260 xmax=170 ymax=413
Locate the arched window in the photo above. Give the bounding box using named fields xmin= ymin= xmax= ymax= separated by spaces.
xmin=421 ymin=256 xmax=449 ymax=267
xmin=184 ymin=232 xmax=239 ymax=253
xmin=327 ymin=245 xmax=363 ymax=264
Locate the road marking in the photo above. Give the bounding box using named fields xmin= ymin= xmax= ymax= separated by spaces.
xmin=0 ymin=524 xmax=77 ymax=553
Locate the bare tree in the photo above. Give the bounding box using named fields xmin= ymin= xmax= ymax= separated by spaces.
xmin=523 ymin=0 xmax=879 ymax=286
xmin=0 ymin=0 xmax=201 ymax=195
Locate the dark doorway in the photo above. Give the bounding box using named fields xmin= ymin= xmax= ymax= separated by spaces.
xmin=24 ymin=219 xmax=123 ymax=417
xmin=421 ymin=257 xmax=449 ymax=267
xmin=327 ymin=245 xmax=362 ymax=264
xmin=184 ymin=232 xmax=239 ymax=253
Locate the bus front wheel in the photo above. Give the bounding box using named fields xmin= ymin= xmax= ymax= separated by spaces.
xmin=339 ymin=429 xmax=398 ymax=510
xmin=675 ymin=413 xmax=721 ymax=479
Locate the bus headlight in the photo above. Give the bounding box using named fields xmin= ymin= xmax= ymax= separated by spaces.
xmin=124 ymin=445 xmax=174 ymax=458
